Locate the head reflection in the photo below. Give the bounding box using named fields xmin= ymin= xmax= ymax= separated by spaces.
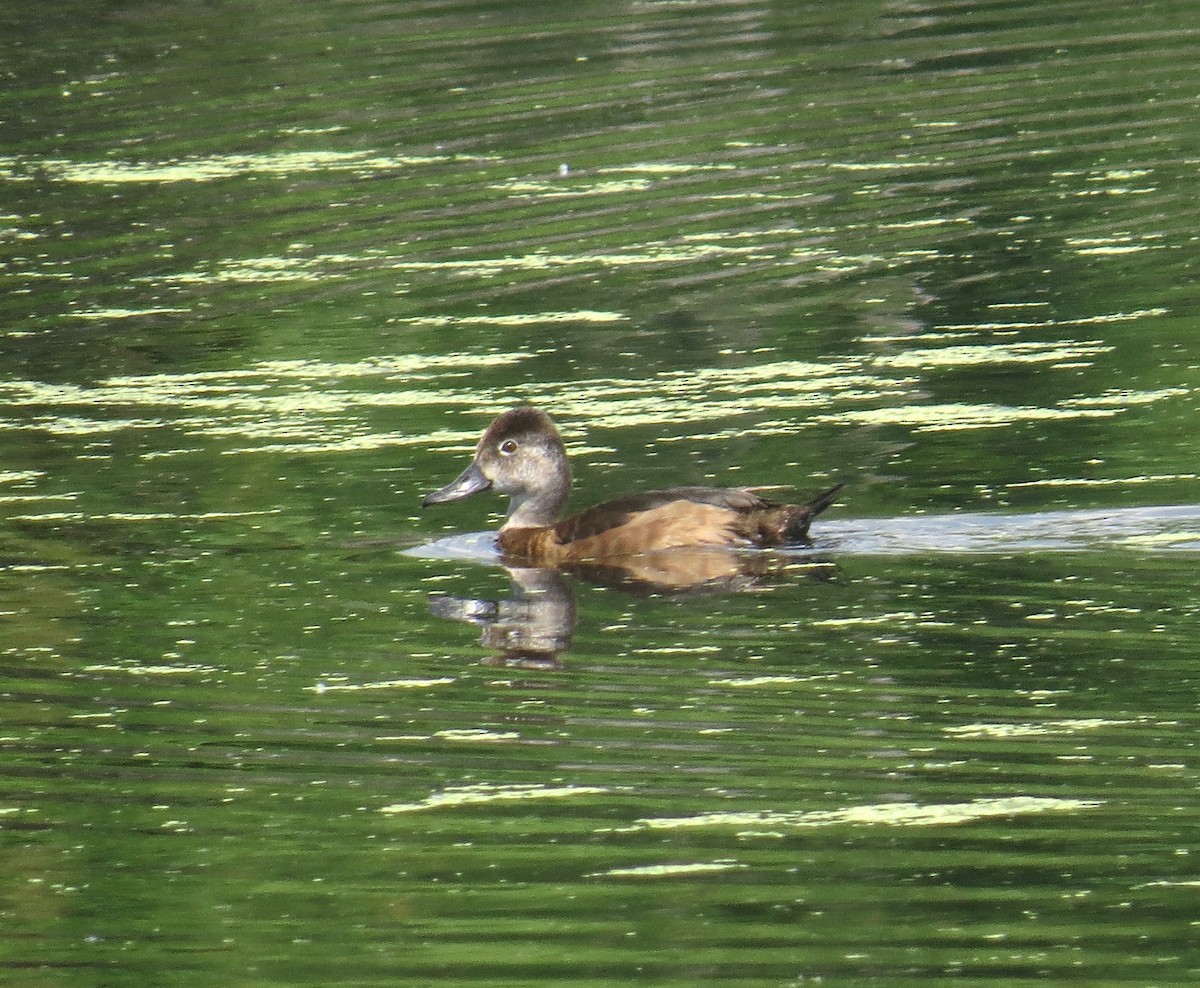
xmin=430 ymin=567 xmax=576 ymax=669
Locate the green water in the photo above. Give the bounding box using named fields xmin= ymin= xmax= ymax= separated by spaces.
xmin=2 ymin=1 xmax=1198 ymax=984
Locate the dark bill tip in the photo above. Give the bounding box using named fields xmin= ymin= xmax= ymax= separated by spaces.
xmin=421 ymin=460 xmax=492 ymax=507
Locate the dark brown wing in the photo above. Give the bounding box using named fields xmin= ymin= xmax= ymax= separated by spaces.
xmin=553 ymin=487 xmax=772 ymax=544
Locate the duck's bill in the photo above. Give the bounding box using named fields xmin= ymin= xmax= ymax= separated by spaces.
xmin=421 ymin=461 xmax=492 ymax=506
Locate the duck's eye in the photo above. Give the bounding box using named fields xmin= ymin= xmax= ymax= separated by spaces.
xmin=498 ymin=439 xmax=519 ymax=456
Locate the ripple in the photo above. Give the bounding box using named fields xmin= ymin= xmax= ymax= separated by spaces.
xmin=80 ymin=663 xmax=220 ymax=676
xmin=809 ymin=401 xmax=1119 ymax=432
xmin=588 ymin=861 xmax=747 ymax=879
xmin=380 ymin=783 xmax=610 ymax=814
xmin=0 ymin=150 xmax=493 ymax=184
xmin=635 ymin=796 xmax=1104 ymax=832
xmin=308 ymin=678 xmax=456 ymax=693
xmin=944 ymin=718 xmax=1139 ymax=739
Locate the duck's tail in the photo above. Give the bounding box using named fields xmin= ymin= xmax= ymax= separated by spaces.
xmin=802 ymin=481 xmax=845 ymax=520
xmin=766 ymin=481 xmax=845 ymax=544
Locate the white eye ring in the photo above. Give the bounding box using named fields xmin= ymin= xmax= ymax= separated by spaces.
xmin=498 ymin=439 xmax=519 ymax=456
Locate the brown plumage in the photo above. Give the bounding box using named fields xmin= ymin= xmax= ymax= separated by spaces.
xmin=422 ymin=407 xmax=843 ymax=564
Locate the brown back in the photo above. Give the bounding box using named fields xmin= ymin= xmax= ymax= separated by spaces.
xmin=497 ymin=482 xmax=843 ymax=562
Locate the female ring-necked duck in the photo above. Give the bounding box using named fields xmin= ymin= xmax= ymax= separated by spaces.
xmin=422 ymin=407 xmax=843 ymax=563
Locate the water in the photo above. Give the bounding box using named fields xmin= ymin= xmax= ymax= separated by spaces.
xmin=2 ymin=0 xmax=1199 ymax=983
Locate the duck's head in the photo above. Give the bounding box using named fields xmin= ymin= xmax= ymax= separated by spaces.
xmin=422 ymin=407 xmax=572 ymax=529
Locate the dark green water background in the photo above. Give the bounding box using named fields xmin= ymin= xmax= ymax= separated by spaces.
xmin=2 ymin=1 xmax=1198 ymax=984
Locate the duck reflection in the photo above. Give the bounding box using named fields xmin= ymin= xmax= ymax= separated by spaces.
xmin=429 ymin=547 xmax=832 ymax=667
xmin=431 ymin=566 xmax=576 ymax=670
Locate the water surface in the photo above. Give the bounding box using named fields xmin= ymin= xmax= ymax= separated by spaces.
xmin=2 ymin=0 xmax=1199 ymax=984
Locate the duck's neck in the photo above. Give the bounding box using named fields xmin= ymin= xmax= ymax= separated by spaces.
xmin=501 ymin=487 xmax=569 ymax=529
xmin=501 ymin=457 xmax=571 ymax=530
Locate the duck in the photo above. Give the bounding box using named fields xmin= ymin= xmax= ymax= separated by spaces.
xmin=421 ymin=406 xmax=843 ymax=564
